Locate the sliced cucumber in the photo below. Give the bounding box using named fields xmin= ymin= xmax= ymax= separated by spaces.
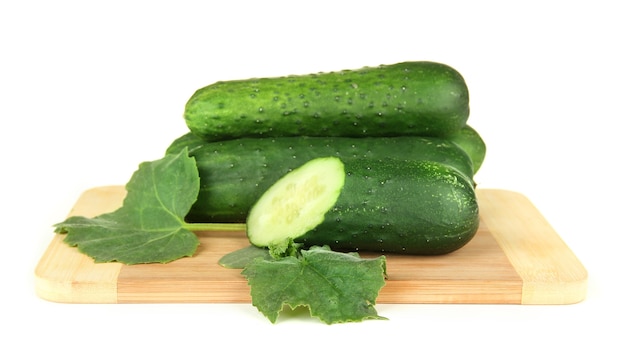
xmin=246 ymin=157 xmax=346 ymax=247
xmin=246 ymin=157 xmax=479 ymax=255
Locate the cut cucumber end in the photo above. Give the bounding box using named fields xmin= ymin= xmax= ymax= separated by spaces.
xmin=246 ymin=157 xmax=346 ymax=248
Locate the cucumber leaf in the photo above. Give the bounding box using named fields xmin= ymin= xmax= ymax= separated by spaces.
xmin=54 ymin=149 xmax=201 ymax=264
xmin=218 ymin=245 xmax=272 ymax=269
xmin=242 ymin=246 xmax=387 ymax=324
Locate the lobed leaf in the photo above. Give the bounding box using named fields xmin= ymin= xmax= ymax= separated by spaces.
xmin=54 ymin=149 xmax=201 ymax=264
xmin=242 ymin=246 xmax=387 ymax=324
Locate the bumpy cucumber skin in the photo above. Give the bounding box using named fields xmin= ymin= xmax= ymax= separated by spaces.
xmin=184 ymin=61 xmax=470 ymax=141
xmin=296 ymin=160 xmax=479 ymax=255
xmin=166 ymin=133 xmax=474 ymax=223
xmin=447 ymin=125 xmax=487 ymax=174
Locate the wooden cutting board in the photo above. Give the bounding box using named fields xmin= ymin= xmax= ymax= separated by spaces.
xmin=35 ymin=186 xmax=587 ymax=305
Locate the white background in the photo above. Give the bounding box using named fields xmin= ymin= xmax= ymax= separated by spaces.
xmin=2 ymin=0 xmax=624 ymax=348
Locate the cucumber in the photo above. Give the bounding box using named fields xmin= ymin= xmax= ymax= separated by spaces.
xmin=184 ymin=61 xmax=470 ymax=141
xmin=447 ymin=125 xmax=487 ymax=174
xmin=247 ymin=157 xmax=479 ymax=255
xmin=166 ymin=132 xmax=475 ymax=223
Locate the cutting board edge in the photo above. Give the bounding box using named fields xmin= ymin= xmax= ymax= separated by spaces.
xmin=34 ymin=185 xmax=127 ymax=303
xmin=34 ymin=272 xmax=119 ymax=304
xmin=34 ymin=234 xmax=121 ymax=303
xmin=476 ymin=189 xmax=588 ymax=305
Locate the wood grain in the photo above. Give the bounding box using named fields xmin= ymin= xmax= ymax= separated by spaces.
xmin=34 ymin=186 xmax=125 ymax=303
xmin=34 ymin=186 xmax=587 ymax=305
xmin=477 ymin=190 xmax=588 ymax=304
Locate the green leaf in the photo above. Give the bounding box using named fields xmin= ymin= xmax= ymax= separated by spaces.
xmin=54 ymin=149 xmax=201 ymax=264
xmin=218 ymin=245 xmax=272 ymax=269
xmin=242 ymin=246 xmax=387 ymax=324
xmin=268 ymin=238 xmax=303 ymax=259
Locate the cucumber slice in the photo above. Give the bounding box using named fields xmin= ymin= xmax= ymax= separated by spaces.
xmin=247 ymin=157 xmax=345 ymax=247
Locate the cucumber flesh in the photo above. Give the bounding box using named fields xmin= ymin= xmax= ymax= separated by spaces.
xmin=247 ymin=157 xmax=345 ymax=247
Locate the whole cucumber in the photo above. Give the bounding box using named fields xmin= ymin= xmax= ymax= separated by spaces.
xmin=184 ymin=61 xmax=470 ymax=141
xmin=247 ymin=157 xmax=479 ymax=255
xmin=166 ymin=132 xmax=475 ymax=223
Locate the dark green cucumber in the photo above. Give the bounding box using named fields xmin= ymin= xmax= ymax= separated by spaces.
xmin=447 ymin=125 xmax=487 ymax=174
xmin=247 ymin=157 xmax=479 ymax=255
xmin=166 ymin=132 xmax=475 ymax=223
xmin=184 ymin=61 xmax=470 ymax=141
